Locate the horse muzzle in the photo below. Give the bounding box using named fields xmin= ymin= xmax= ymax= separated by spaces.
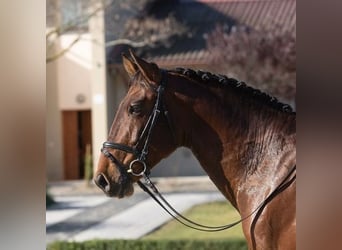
xmin=94 ymin=173 xmax=134 ymax=198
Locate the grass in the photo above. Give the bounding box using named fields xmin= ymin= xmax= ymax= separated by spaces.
xmin=143 ymin=201 xmax=245 ymax=241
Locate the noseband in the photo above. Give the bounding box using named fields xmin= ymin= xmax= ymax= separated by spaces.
xmin=101 ymin=70 xmax=171 ymax=178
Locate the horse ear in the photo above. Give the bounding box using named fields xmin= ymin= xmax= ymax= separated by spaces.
xmin=128 ymin=49 xmax=161 ymax=85
xmin=122 ymin=53 xmax=138 ymax=78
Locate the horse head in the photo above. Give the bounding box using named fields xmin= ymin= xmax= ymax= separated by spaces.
xmin=94 ymin=51 xmax=177 ymax=198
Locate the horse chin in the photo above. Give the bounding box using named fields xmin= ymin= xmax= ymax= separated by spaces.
xmin=118 ymin=183 xmax=134 ymax=199
xmin=107 ymin=181 xmax=134 ymax=199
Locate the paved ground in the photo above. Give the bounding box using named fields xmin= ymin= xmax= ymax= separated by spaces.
xmin=46 ymin=176 xmax=225 ymax=244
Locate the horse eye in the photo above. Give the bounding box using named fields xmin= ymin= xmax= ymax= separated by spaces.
xmin=128 ymin=103 xmax=142 ymax=115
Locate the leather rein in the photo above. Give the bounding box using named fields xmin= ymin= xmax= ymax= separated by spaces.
xmin=101 ymin=70 xmax=296 ymax=232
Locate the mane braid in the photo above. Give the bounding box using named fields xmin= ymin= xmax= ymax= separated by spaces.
xmin=169 ymin=67 xmax=294 ymax=113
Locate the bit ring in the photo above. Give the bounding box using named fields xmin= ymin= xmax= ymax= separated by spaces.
xmin=127 ymin=159 xmax=147 ymax=176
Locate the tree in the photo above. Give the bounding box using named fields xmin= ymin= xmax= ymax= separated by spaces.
xmin=46 ymin=0 xmax=104 ymax=63
xmin=206 ymin=25 xmax=296 ymax=103
xmin=46 ymin=0 xmax=187 ymax=63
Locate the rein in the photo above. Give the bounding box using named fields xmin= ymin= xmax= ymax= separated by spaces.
xmin=101 ymin=69 xmax=296 ymax=232
xmin=137 ymin=165 xmax=296 ymax=232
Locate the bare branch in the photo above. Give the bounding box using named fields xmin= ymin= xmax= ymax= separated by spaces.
xmin=46 ymin=35 xmax=154 ymax=64
xmin=105 ymin=39 xmax=149 ymax=48
xmin=46 ymin=0 xmax=114 ymax=63
xmin=46 ymin=1 xmax=185 ymax=63
xmin=105 ymin=30 xmax=177 ymax=48
xmin=47 ymin=1 xmax=111 ymax=41
xmin=46 ymin=35 xmax=82 ymax=63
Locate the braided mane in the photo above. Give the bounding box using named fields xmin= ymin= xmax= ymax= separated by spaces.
xmin=169 ymin=67 xmax=294 ymax=114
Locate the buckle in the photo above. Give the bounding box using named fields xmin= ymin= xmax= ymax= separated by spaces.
xmin=127 ymin=159 xmax=147 ymax=176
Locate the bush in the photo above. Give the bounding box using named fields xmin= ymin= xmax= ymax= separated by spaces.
xmin=46 ymin=190 xmax=55 ymax=207
xmin=84 ymin=144 xmax=93 ymax=184
xmin=206 ymin=24 xmax=296 ymax=102
xmin=47 ymin=239 xmax=247 ymax=250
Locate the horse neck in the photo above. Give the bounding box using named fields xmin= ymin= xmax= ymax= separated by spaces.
xmin=166 ymin=74 xmax=296 ymax=210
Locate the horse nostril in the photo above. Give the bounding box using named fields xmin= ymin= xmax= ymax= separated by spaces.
xmin=94 ymin=173 xmax=111 ymax=192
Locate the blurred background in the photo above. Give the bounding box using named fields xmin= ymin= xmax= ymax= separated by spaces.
xmin=46 ymin=0 xmax=295 ymax=248
xmin=6 ymin=0 xmax=342 ymax=249
xmin=46 ymin=0 xmax=296 ymax=182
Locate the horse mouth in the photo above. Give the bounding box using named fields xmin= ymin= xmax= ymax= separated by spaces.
xmin=94 ymin=173 xmax=134 ymax=198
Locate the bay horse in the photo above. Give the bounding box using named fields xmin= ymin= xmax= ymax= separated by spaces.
xmin=94 ymin=51 xmax=296 ymax=250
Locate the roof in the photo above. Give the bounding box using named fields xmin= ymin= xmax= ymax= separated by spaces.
xmin=200 ymin=0 xmax=295 ymax=33
xmin=107 ymin=0 xmax=296 ymax=66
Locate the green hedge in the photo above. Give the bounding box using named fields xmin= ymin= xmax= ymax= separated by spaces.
xmin=46 ymin=191 xmax=55 ymax=207
xmin=48 ymin=239 xmax=247 ymax=250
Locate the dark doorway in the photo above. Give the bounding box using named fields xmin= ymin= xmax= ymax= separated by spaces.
xmin=62 ymin=110 xmax=92 ymax=180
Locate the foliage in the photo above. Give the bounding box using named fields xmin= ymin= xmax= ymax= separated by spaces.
xmin=46 ymin=0 xmax=186 ymax=63
xmin=206 ymin=25 xmax=296 ymax=102
xmin=46 ymin=189 xmax=55 ymax=207
xmin=47 ymin=239 xmax=247 ymax=250
xmin=84 ymin=144 xmax=93 ymax=184
xmin=123 ymin=14 xmax=188 ymax=50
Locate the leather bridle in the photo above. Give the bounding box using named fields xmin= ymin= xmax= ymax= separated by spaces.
xmin=100 ymin=69 xmax=297 ymax=232
xmin=101 ymin=69 xmax=171 ymax=179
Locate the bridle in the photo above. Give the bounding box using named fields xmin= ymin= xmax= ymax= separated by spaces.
xmin=101 ymin=70 xmax=171 ymax=179
xmin=101 ymin=69 xmax=297 ymax=232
